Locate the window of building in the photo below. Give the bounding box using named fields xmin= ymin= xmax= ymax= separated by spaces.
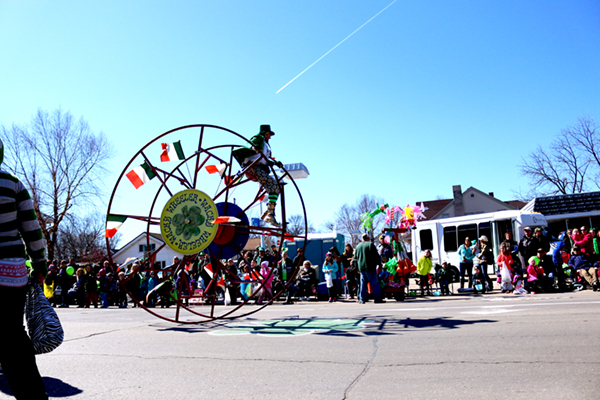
xmin=139 ymin=243 xmax=156 ymax=252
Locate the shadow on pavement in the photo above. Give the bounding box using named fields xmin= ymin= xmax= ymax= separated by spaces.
xmin=0 ymin=374 xmax=83 ymax=397
xmin=152 ymin=315 xmax=496 ymax=337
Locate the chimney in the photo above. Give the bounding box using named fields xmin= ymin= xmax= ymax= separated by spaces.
xmin=453 ymin=185 xmax=465 ymax=216
xmin=489 ymin=192 xmax=494 ymax=197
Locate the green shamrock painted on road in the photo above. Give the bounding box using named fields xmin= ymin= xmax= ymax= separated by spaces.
xmin=172 ymin=205 xmax=205 ymax=240
xmin=209 ymin=318 xmax=372 ymax=337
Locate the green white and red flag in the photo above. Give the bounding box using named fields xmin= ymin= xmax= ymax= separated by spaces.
xmin=160 ymin=141 xmax=185 ymax=162
xmin=205 ymin=163 xmax=227 ymax=177
xmin=105 ymin=215 xmax=127 ymax=238
xmin=126 ymin=162 xmax=156 ymax=189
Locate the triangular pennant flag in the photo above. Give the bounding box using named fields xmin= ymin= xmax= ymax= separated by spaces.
xmin=160 ymin=141 xmax=185 ymax=162
xmin=205 ymin=163 xmax=227 ymax=177
xmin=213 ymin=216 xmax=241 ymax=224
xmin=126 ymin=162 xmax=156 ymax=189
xmin=105 ymin=215 xmax=127 ymax=238
xmin=204 ymin=263 xmax=214 ymax=279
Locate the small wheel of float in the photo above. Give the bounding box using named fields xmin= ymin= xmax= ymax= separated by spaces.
xmin=105 ymin=125 xmax=307 ymax=323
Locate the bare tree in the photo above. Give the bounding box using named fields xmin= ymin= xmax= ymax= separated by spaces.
xmin=287 ymin=214 xmax=315 ymax=236
xmin=1 ymin=109 xmax=113 ymax=261
xmin=335 ymin=194 xmax=384 ymax=246
xmin=518 ymin=117 xmax=597 ymax=197
xmin=320 ymin=220 xmax=335 ymax=232
xmin=55 ymin=213 xmax=119 ymax=262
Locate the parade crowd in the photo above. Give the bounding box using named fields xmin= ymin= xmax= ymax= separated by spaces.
xmin=41 ymin=225 xmax=600 ymax=309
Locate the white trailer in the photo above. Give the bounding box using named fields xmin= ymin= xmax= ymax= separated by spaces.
xmin=411 ymin=210 xmax=548 ymax=268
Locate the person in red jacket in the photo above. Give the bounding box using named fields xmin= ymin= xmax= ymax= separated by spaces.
xmin=574 ymin=226 xmax=594 ymax=256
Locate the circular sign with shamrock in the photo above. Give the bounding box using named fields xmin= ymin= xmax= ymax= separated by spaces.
xmin=160 ymin=189 xmax=218 ymax=254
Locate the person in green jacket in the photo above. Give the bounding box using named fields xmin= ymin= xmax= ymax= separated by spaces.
xmin=354 ymin=233 xmax=384 ymax=304
xmin=232 ymin=125 xmax=283 ymax=227
xmin=417 ymin=250 xmax=433 ymax=296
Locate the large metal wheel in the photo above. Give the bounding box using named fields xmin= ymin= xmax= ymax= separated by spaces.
xmin=105 ymin=125 xmax=308 ymax=323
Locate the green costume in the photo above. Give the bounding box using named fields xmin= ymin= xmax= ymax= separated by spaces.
xmin=232 ymin=125 xmax=282 ymax=227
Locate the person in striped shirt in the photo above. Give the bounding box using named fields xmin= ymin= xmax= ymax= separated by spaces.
xmin=0 ymin=138 xmax=49 ymax=399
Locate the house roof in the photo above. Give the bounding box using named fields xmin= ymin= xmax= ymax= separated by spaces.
xmin=522 ymin=191 xmax=600 ymax=215
xmin=506 ymin=200 xmax=527 ymax=209
xmin=418 ymin=186 xmax=517 ymax=220
xmin=417 ymin=199 xmax=452 ymax=220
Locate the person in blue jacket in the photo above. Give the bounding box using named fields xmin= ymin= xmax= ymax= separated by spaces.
xmin=322 ymin=252 xmax=339 ymax=302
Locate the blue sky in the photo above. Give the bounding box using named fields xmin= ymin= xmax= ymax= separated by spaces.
xmin=1 ymin=0 xmax=599 ymax=244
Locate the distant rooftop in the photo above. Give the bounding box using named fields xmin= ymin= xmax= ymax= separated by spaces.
xmin=522 ymin=191 xmax=600 ymax=215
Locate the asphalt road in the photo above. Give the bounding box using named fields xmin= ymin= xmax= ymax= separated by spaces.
xmin=1 ymin=290 xmax=599 ymax=400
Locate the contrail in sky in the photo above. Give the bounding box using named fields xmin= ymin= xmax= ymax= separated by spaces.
xmin=276 ymin=0 xmax=397 ymax=94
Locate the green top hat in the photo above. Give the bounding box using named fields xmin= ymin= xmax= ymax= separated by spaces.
xmin=259 ymin=125 xmax=275 ymax=136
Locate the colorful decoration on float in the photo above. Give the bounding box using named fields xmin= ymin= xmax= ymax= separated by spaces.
xmin=360 ymin=203 xmax=389 ymax=231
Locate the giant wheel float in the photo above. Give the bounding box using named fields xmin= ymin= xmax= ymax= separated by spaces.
xmin=105 ymin=125 xmax=308 ymax=323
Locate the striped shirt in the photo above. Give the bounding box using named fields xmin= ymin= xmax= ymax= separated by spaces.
xmin=0 ymin=170 xmax=46 ymax=284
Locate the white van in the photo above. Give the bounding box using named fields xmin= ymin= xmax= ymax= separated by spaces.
xmin=411 ymin=210 xmax=548 ymax=268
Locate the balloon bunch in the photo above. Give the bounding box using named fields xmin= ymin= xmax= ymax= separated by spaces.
xmin=399 ymin=202 xmax=428 ymax=229
xmin=360 ymin=203 xmax=389 ymax=231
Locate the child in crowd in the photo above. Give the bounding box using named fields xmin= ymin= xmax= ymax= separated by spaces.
xmin=98 ymin=269 xmax=110 ymax=308
xmin=322 ymin=252 xmax=339 ymax=302
xmin=258 ymin=261 xmax=273 ymax=304
xmin=497 ymin=243 xmax=514 ymax=293
xmin=526 ymin=256 xmax=545 ymax=294
xmin=436 ymin=262 xmax=452 ymax=295
xmin=239 ymin=263 xmax=251 ymax=300
xmin=117 ymin=271 xmax=128 ymax=308
xmin=472 ymin=266 xmax=486 ymax=294
xmin=85 ymin=265 xmax=98 ymax=308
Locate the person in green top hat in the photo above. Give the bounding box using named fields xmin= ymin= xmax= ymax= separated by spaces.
xmin=232 ymin=125 xmax=283 ymax=227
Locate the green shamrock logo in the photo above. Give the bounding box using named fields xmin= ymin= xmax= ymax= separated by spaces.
xmin=172 ymin=205 xmax=205 ymax=240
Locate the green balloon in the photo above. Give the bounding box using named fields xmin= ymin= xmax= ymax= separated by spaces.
xmin=25 ymin=260 xmax=32 ymax=268
xmin=66 ymin=266 xmax=75 ymax=276
xmin=528 ymin=256 xmax=540 ymax=266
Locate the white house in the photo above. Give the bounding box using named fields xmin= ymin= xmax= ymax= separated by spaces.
xmin=112 ymin=232 xmax=183 ymax=269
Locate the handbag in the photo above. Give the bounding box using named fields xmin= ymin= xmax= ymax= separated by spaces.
xmin=53 ymin=285 xmax=62 ymax=296
xmin=25 ymin=282 xmax=64 ymax=354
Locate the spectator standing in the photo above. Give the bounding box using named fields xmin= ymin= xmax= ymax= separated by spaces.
xmin=417 ymin=250 xmax=433 ymax=296
xmin=496 ymin=243 xmax=514 ymax=293
xmin=436 ymin=262 xmax=452 ymax=295
xmin=146 ymin=271 xmax=159 ymax=307
xmin=476 ymin=236 xmax=494 ymax=290
xmin=354 ymin=233 xmax=384 ymax=304
xmin=574 ymin=226 xmax=594 ymax=256
xmin=85 ymin=264 xmax=98 ymax=308
xmin=322 ymin=252 xmax=339 ymax=302
xmin=44 ymin=264 xmax=60 ymax=307
xmin=68 ymin=268 xmax=86 ymax=307
xmin=98 ymin=269 xmax=110 ymax=308
xmin=0 ymin=138 xmax=49 ymax=399
xmin=457 ymin=237 xmax=474 ymax=288
xmin=532 ymin=228 xmax=550 ymax=254
xmin=518 ymin=227 xmax=536 ymax=275
xmin=340 ymin=244 xmax=356 ymax=299
xmin=58 ymin=260 xmax=73 ymax=307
